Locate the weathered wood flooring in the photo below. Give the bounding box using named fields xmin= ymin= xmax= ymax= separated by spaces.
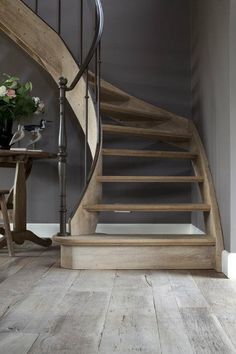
xmin=0 ymin=244 xmax=236 ymax=354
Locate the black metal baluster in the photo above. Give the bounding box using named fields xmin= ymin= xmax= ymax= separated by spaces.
xmin=58 ymin=77 xmax=68 ymax=236
xmin=80 ymin=0 xmax=84 ymax=64
xmin=35 ymin=0 xmax=38 ymax=14
xmin=94 ymin=6 xmax=98 ymax=102
xmin=97 ymin=40 xmax=101 ymax=120
xmin=58 ymin=0 xmax=62 ymax=35
xmin=85 ymin=69 xmax=89 ymax=184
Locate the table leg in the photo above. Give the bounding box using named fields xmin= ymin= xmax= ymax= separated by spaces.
xmin=11 ymin=161 xmax=52 ymax=248
xmin=13 ymin=161 xmax=26 ymax=232
xmin=7 ymin=159 xmax=33 ymax=209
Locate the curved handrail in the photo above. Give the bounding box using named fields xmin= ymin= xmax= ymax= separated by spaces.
xmin=19 ymin=0 xmax=104 ymax=87
xmin=67 ymin=0 xmax=104 ymax=91
xmin=17 ymin=0 xmax=104 ymax=234
xmin=66 ymin=0 xmax=104 ymax=227
xmin=57 ymin=0 xmax=104 ymax=234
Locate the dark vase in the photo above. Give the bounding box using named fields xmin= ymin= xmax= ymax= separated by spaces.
xmin=0 ymin=117 xmax=13 ymax=150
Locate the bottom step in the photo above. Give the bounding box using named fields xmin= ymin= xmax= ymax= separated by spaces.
xmin=53 ymin=235 xmax=215 ymax=270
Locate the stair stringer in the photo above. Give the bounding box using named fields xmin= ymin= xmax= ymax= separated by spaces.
xmin=0 ymin=0 xmax=103 ymax=229
xmin=190 ymin=121 xmax=224 ymax=271
xmin=93 ymin=73 xmax=192 ymax=136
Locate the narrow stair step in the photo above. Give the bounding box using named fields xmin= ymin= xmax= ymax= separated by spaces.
xmin=88 ymin=71 xmax=130 ymax=102
xmin=102 ymin=148 xmax=197 ymax=159
xmin=91 ymin=85 xmax=130 ymax=103
xmin=54 ymin=234 xmax=215 ymax=246
xmin=83 ymin=203 xmax=211 ymax=212
xmin=101 ymin=102 xmax=170 ymax=121
xmin=103 ymin=124 xmax=191 ymax=141
xmin=97 ymin=176 xmax=204 ymax=183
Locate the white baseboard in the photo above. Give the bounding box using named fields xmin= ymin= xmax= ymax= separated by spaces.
xmin=27 ymin=224 xmax=60 ymax=238
xmin=222 ymin=250 xmax=236 ymax=279
xmin=7 ymin=224 xmax=61 ymax=239
xmin=18 ymin=223 xmax=204 ymax=239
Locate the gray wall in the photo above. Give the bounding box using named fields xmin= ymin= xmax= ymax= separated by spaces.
xmin=230 ymin=0 xmax=236 ymax=252
xmin=0 ymin=32 xmax=84 ymax=223
xmin=101 ymin=0 xmax=191 ymax=117
xmin=0 ymin=0 xmax=192 ymax=223
xmin=191 ymin=0 xmax=231 ymax=250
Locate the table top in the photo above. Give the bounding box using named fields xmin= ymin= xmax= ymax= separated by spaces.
xmin=0 ymin=150 xmax=57 ymax=160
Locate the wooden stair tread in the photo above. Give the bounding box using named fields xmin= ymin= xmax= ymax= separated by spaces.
xmin=83 ymin=203 xmax=211 ymax=212
xmin=97 ymin=176 xmax=204 ymax=183
xmin=102 ymin=148 xmax=197 ymax=159
xmin=101 ymin=102 xmax=171 ymax=121
xmin=90 ymin=82 xmax=130 ymax=103
xmin=54 ymin=234 xmax=215 ymax=246
xmin=88 ymin=71 xmax=130 ymax=103
xmin=103 ymin=124 xmax=192 ymax=141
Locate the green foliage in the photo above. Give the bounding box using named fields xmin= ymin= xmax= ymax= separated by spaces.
xmin=0 ymin=74 xmax=43 ymax=121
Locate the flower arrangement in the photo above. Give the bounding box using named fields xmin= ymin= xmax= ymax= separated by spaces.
xmin=0 ymin=74 xmax=45 ymax=121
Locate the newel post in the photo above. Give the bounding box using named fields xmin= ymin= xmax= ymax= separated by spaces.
xmin=58 ymin=77 xmax=69 ymax=236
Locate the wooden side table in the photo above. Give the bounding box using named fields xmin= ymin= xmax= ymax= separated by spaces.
xmin=0 ymin=150 xmax=57 ymax=249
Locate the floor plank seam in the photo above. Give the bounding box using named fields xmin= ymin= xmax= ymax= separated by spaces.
xmin=190 ymin=271 xmax=236 ymax=352
xmin=97 ymin=270 xmax=116 ymax=353
xmin=0 ymin=257 xmax=58 ymax=323
xmin=147 ymin=272 xmax=163 ymax=354
xmin=27 ymin=273 xmax=81 ymax=352
xmin=0 ymin=257 xmax=34 ymax=285
xmin=26 ymin=333 xmax=40 ymax=353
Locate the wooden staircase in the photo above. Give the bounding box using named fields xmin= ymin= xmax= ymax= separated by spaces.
xmin=0 ymin=0 xmax=224 ymax=271
xmin=64 ymin=73 xmax=225 ymax=270
xmin=58 ymin=76 xmax=223 ymax=271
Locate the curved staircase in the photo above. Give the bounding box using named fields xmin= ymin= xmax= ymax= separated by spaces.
xmin=0 ymin=0 xmax=224 ymax=271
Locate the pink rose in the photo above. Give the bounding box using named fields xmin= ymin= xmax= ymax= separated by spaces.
xmin=7 ymin=89 xmax=16 ymax=98
xmin=36 ymin=101 xmax=45 ymax=114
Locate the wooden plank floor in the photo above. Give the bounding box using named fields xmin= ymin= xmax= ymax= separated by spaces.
xmin=0 ymin=244 xmax=236 ymax=353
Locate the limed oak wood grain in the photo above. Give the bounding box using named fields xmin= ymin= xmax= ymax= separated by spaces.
xmin=0 ymin=250 xmax=235 ymax=353
xmin=54 ymin=234 xmax=215 ymax=246
xmin=97 ymin=176 xmax=204 ymax=183
xmin=83 ymin=203 xmax=211 ymax=212
xmin=180 ymin=308 xmax=235 ymax=353
xmin=103 ymin=124 xmax=192 ymax=141
xmin=102 ymin=148 xmax=198 ymax=159
xmin=190 ymin=121 xmax=224 ymax=271
xmin=149 ymin=271 xmax=194 ymax=354
xmin=60 ymin=245 xmax=215 ymax=270
xmin=98 ymin=271 xmax=162 ymax=354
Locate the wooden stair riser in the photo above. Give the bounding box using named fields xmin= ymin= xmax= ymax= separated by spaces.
xmin=59 ymin=244 xmax=215 ymax=270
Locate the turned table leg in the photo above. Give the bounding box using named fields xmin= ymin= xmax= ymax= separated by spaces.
xmin=13 ymin=161 xmax=26 ymax=233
